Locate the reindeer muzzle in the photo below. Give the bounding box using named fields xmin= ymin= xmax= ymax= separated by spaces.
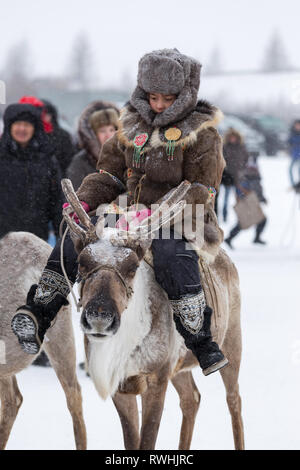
xmin=81 ymin=300 xmax=120 ymax=337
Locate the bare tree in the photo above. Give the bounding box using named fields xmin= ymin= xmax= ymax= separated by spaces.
xmin=2 ymin=40 xmax=36 ymax=102
xmin=261 ymin=30 xmax=293 ymax=73
xmin=68 ymin=32 xmax=95 ymax=90
xmin=119 ymin=67 xmax=134 ymax=92
xmin=205 ymin=46 xmax=224 ymax=76
xmin=5 ymin=41 xmax=30 ymax=81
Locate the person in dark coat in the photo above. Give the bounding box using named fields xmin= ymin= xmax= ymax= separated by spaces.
xmin=19 ymin=96 xmax=75 ymax=177
xmin=11 ymin=100 xmax=67 ymax=368
xmin=288 ymin=119 xmax=300 ymax=188
xmin=224 ymin=154 xmax=268 ymax=249
xmin=67 ymin=101 xmax=119 ymax=190
xmin=219 ymin=128 xmax=249 ymax=222
xmin=0 ymin=103 xmax=63 ymax=241
xmin=41 ymin=99 xmax=75 ymax=177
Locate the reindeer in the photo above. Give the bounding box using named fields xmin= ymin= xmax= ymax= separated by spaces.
xmin=0 ymin=231 xmax=87 ymax=450
xmin=62 ymin=179 xmax=244 ymax=450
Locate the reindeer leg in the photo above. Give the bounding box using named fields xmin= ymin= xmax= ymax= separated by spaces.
xmin=140 ymin=372 xmax=169 ymax=450
xmin=171 ymin=371 xmax=200 ymax=450
xmin=44 ymin=308 xmax=87 ymax=450
xmin=219 ymin=323 xmax=244 ymax=450
xmin=112 ymin=392 xmax=140 ymax=450
xmin=0 ymin=376 xmax=23 ymax=450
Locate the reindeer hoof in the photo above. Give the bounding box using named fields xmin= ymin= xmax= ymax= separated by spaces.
xmin=11 ymin=312 xmax=41 ymax=355
xmin=202 ymin=357 xmax=229 ymax=376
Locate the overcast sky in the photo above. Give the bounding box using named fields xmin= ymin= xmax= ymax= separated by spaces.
xmin=1 ymin=0 xmax=299 ymax=87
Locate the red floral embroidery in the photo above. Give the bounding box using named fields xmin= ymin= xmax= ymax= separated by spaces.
xmin=134 ymin=133 xmax=148 ymax=147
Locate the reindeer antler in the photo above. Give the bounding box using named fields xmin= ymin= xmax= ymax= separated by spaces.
xmin=131 ymin=180 xmax=191 ymax=238
xmin=61 ymin=179 xmax=98 ymax=244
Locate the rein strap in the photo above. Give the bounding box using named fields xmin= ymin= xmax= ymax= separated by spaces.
xmin=80 ymin=263 xmax=134 ymax=299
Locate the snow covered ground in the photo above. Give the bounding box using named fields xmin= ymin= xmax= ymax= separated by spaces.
xmin=5 ymin=154 xmax=300 ymax=450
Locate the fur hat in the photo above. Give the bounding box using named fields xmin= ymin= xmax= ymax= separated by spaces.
xmin=78 ymin=101 xmax=119 ymax=161
xmin=130 ymin=48 xmax=201 ymax=127
xmin=90 ymin=108 xmax=119 ymax=133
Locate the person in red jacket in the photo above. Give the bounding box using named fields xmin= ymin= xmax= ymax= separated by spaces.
xmin=19 ymin=96 xmax=74 ymax=176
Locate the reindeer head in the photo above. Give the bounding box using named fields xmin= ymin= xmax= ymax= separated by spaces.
xmin=77 ymin=231 xmax=152 ymax=339
xmin=61 ymin=179 xmax=190 ymax=342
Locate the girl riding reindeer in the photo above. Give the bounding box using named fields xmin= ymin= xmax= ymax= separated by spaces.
xmin=12 ymin=48 xmax=228 ymax=376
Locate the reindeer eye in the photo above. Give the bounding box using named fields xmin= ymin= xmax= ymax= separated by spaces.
xmin=78 ymin=267 xmax=87 ymax=278
xmin=127 ymin=265 xmax=138 ymax=276
xmin=79 ymin=253 xmax=91 ymax=269
xmin=78 ymin=259 xmax=90 ymax=277
xmin=204 ymin=212 xmax=210 ymax=224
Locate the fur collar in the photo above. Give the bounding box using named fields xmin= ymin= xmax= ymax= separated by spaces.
xmin=130 ymin=84 xmax=197 ymax=128
xmin=117 ymin=100 xmax=223 ymax=151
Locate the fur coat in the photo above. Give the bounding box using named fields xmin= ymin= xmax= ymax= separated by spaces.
xmin=77 ymin=100 xmax=225 ymax=252
xmin=67 ymin=101 xmax=119 ymax=191
xmin=67 ymin=149 xmax=97 ymax=192
xmin=78 ymin=100 xmax=224 ymax=203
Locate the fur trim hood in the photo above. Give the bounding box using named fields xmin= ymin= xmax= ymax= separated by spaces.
xmin=130 ymin=48 xmax=201 ymax=127
xmin=3 ymin=103 xmax=41 ymax=129
xmin=90 ymin=108 xmax=119 ymax=133
xmin=77 ymin=101 xmax=119 ymax=162
xmin=118 ymin=99 xmax=223 ymax=152
xmin=223 ymin=128 xmax=244 ymax=145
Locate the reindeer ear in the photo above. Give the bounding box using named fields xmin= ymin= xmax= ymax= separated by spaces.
xmin=110 ymin=233 xmax=151 ymax=260
xmin=135 ymin=238 xmax=152 ymax=260
xmin=69 ymin=231 xmax=87 ymax=254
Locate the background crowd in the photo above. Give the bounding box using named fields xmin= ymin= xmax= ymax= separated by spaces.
xmin=0 ymin=94 xmax=300 ymax=369
xmin=1 ymin=96 xmax=300 ymax=251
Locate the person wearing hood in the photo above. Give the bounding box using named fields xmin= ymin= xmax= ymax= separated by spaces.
xmin=0 ymin=103 xmax=63 ymax=241
xmin=220 ymin=128 xmax=249 ymax=222
xmin=67 ymin=101 xmax=119 ymax=190
xmin=12 ymin=48 xmax=228 ymax=377
xmin=42 ymin=99 xmax=75 ymax=177
xmin=19 ymin=95 xmax=50 ymax=139
xmin=19 ymin=96 xmax=75 ymax=177
xmin=288 ymin=119 xmax=300 ymax=188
